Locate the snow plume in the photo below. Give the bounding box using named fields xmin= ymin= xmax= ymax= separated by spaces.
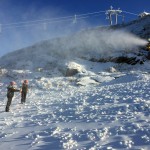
xmin=65 ymin=29 xmax=148 ymax=58
xmin=16 ymin=28 xmax=148 ymax=61
xmin=101 ymin=29 xmax=147 ymax=50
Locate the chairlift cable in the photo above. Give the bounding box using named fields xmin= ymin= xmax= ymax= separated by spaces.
xmin=3 ymin=10 xmax=106 ymax=27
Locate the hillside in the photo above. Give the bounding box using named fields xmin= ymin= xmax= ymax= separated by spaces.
xmin=0 ymin=15 xmax=150 ymax=71
xmin=0 ymin=16 xmax=150 ymax=150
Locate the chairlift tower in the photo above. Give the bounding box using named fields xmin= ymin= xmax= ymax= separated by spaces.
xmin=0 ymin=24 xmax=1 ymax=33
xmin=106 ymin=6 xmax=122 ymax=25
xmin=73 ymin=14 xmax=77 ymax=24
xmin=43 ymin=22 xmax=47 ymax=30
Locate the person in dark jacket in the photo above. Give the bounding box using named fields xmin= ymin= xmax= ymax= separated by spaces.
xmin=21 ymin=80 xmax=29 ymax=104
xmin=5 ymin=81 xmax=20 ymax=112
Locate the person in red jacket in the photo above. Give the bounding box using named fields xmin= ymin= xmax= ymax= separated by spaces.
xmin=5 ymin=81 xmax=20 ymax=112
xmin=21 ymin=80 xmax=29 ymax=104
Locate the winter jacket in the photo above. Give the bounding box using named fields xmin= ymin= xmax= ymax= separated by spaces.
xmin=21 ymin=83 xmax=28 ymax=93
xmin=7 ymin=85 xmax=20 ymax=98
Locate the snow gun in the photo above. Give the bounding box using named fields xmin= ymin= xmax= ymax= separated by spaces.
xmin=145 ymin=38 xmax=150 ymax=51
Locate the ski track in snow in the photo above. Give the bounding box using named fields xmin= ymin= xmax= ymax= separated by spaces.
xmin=0 ymin=70 xmax=150 ymax=150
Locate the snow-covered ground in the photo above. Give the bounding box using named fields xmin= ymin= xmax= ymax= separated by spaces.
xmin=0 ymin=58 xmax=150 ymax=150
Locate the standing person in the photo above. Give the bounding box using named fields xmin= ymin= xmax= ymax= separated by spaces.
xmin=21 ymin=80 xmax=29 ymax=104
xmin=5 ymin=81 xmax=20 ymax=112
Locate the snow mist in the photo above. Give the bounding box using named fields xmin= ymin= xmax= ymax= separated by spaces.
xmin=66 ymin=29 xmax=148 ymax=57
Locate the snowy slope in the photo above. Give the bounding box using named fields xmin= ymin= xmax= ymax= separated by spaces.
xmin=0 ymin=62 xmax=150 ymax=150
xmin=0 ymin=16 xmax=150 ymax=150
xmin=0 ymin=16 xmax=150 ymax=70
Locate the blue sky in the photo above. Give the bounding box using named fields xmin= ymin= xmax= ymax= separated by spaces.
xmin=0 ymin=0 xmax=150 ymax=56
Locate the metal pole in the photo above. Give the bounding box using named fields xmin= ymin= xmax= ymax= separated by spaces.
xmin=115 ymin=13 xmax=117 ymax=24
xmin=0 ymin=24 xmax=1 ymax=33
xmin=122 ymin=15 xmax=125 ymax=24
xmin=109 ymin=13 xmax=112 ymax=25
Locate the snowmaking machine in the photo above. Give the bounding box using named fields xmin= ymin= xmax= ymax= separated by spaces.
xmin=145 ymin=38 xmax=150 ymax=51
